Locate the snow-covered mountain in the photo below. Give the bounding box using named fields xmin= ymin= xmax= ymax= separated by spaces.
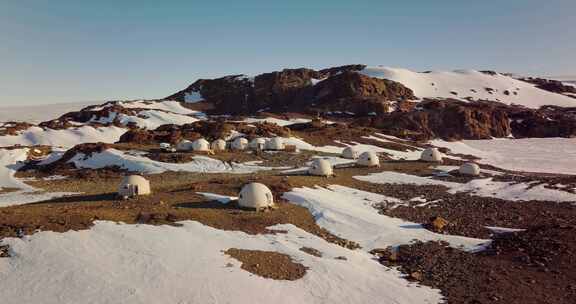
xmin=359 ymin=67 xmax=576 ymax=108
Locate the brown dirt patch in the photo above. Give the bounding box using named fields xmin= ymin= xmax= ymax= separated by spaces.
xmin=225 ymin=248 xmax=307 ymax=280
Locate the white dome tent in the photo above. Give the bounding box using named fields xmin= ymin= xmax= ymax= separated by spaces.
xmin=459 ymin=162 xmax=480 ymax=176
xmin=249 ymin=138 xmax=267 ymax=150
xmin=357 ymin=151 xmax=380 ymax=167
xmin=118 ymin=175 xmax=151 ymax=199
xmin=342 ymin=146 xmax=360 ymax=159
xmin=211 ymin=139 xmax=227 ymax=151
xmin=231 ymin=137 xmax=248 ymax=150
xmin=420 ymin=147 xmax=443 ymax=162
xmin=238 ymin=183 xmax=275 ymax=211
xmin=265 ymin=137 xmax=285 ymax=151
xmin=192 ymin=138 xmax=210 ymax=151
xmin=176 ymin=139 xmax=193 ymax=151
xmin=308 ymin=158 xmax=334 ymax=177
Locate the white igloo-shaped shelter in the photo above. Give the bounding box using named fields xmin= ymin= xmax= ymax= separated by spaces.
xmin=118 ymin=175 xmax=151 ymax=198
xmin=211 ymin=139 xmax=227 ymax=151
xmin=176 ymin=139 xmax=193 ymax=151
xmin=308 ymin=158 xmax=334 ymax=176
xmin=459 ymin=162 xmax=480 ymax=176
xmin=231 ymin=137 xmax=249 ymax=150
xmin=192 ymin=138 xmax=210 ymax=151
xmin=357 ymin=151 xmax=380 ymax=167
xmin=420 ymin=147 xmax=443 ymax=162
xmin=265 ymin=137 xmax=285 ymax=150
xmin=342 ymin=146 xmax=360 ymax=159
xmin=249 ymin=138 xmax=267 ymax=150
xmin=238 ymin=183 xmax=275 ymax=211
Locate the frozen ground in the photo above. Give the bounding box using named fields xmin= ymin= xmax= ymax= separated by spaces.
xmin=0 ymin=220 xmax=445 ymax=304
xmin=0 ymin=126 xmax=127 ymax=148
xmin=70 ymin=149 xmax=277 ymax=174
xmin=432 ymin=138 xmax=576 ymax=175
xmin=354 ymin=171 xmax=576 ymax=202
xmin=283 ymin=185 xmax=488 ymax=251
xmin=0 ymin=149 xmax=75 ymax=207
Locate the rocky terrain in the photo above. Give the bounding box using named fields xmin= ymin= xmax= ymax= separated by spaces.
xmin=1 ymin=65 xmax=576 ymax=304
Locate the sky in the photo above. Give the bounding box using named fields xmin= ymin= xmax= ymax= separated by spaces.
xmin=1 ymin=0 xmax=575 ymax=106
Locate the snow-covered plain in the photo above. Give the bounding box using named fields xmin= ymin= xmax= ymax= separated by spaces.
xmin=0 ymin=126 xmax=127 ymax=148
xmin=0 ymin=149 xmax=75 ymax=207
xmin=355 ymin=171 xmax=576 ymax=202
xmin=432 ymin=138 xmax=576 ymax=175
xmin=70 ymin=149 xmax=276 ymax=174
xmin=360 ymin=67 xmax=576 ymax=109
xmin=0 ymin=220 xmax=445 ymax=304
xmin=283 ymin=185 xmax=487 ymax=251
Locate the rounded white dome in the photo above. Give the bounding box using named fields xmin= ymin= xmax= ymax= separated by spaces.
xmin=357 ymin=151 xmax=380 ymax=167
xmin=459 ymin=162 xmax=480 ymax=176
xmin=211 ymin=139 xmax=227 ymax=151
xmin=176 ymin=139 xmax=193 ymax=151
xmin=192 ymin=138 xmax=210 ymax=151
xmin=420 ymin=148 xmax=443 ymax=162
xmin=265 ymin=137 xmax=285 ymax=150
xmin=249 ymin=138 xmax=267 ymax=150
xmin=118 ymin=175 xmax=151 ymax=196
xmin=231 ymin=137 xmax=248 ymax=150
xmin=238 ymin=183 xmax=275 ymax=210
xmin=308 ymin=158 xmax=334 ymax=176
xmin=342 ymin=146 xmax=360 ymax=159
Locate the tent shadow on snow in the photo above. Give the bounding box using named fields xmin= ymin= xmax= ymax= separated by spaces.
xmin=398 ymin=224 xmax=425 ymax=229
xmin=29 ymin=192 xmax=118 ymax=205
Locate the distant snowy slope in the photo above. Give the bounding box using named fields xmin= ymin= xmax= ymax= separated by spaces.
xmin=0 ymin=101 xmax=96 ymax=124
xmin=360 ymin=67 xmax=576 ymax=108
xmin=0 ymin=126 xmax=126 ymax=148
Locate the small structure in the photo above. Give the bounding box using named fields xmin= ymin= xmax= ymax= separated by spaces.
xmin=342 ymin=146 xmax=360 ymax=159
xmin=192 ymin=138 xmax=210 ymax=151
xmin=231 ymin=137 xmax=248 ymax=150
xmin=118 ymin=175 xmax=151 ymax=199
xmin=265 ymin=137 xmax=285 ymax=151
xmin=459 ymin=162 xmax=480 ymax=176
xmin=420 ymin=147 xmax=443 ymax=162
xmin=176 ymin=139 xmax=193 ymax=151
xmin=308 ymin=158 xmax=334 ymax=177
xmin=249 ymin=138 xmax=267 ymax=151
xmin=211 ymin=139 xmax=227 ymax=151
xmin=238 ymin=183 xmax=275 ymax=211
xmin=159 ymin=143 xmax=176 ymax=153
xmin=357 ymin=151 xmax=380 ymax=167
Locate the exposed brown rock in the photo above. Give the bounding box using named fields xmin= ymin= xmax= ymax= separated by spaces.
xmin=165 ymin=66 xmax=413 ymax=115
xmin=367 ymin=99 xmax=511 ymax=140
xmin=225 ymin=248 xmax=307 ymax=281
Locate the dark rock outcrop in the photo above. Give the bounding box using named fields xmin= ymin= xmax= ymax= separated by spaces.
xmin=165 ymin=65 xmax=415 ymax=115
xmin=366 ymin=100 xmax=511 ymax=140
xmin=519 ymin=77 xmax=576 ymax=96
xmin=509 ymin=106 xmax=576 ymax=138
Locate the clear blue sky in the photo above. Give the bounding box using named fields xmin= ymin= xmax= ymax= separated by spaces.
xmin=1 ymin=0 xmax=574 ymax=106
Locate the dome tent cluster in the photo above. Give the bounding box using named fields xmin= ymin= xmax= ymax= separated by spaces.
xmin=174 ymin=137 xmax=289 ymax=153
xmin=340 ymin=146 xmax=381 ymax=167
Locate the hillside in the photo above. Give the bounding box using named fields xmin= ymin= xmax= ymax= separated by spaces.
xmin=0 ymin=66 xmax=575 ymax=304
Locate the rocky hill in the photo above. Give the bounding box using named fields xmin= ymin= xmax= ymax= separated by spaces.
xmin=166 ymin=65 xmax=576 ymax=140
